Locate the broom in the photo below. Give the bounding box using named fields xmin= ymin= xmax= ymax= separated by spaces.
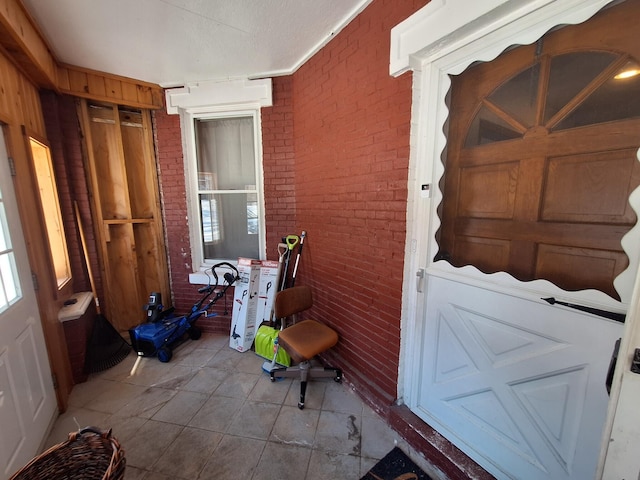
xmin=74 ymin=202 xmax=131 ymax=373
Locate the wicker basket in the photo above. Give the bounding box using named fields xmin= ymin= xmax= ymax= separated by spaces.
xmin=9 ymin=427 xmax=125 ymax=480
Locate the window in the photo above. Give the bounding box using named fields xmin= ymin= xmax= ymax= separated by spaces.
xmin=165 ymin=77 xmax=272 ymax=280
xmin=195 ymin=116 xmax=260 ymax=260
xmin=28 ymin=136 xmax=72 ymax=291
xmin=0 ymin=193 xmax=21 ymax=313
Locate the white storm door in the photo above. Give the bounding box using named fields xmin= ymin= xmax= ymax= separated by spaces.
xmin=0 ymin=132 xmax=57 ymax=479
xmin=416 ymin=276 xmax=622 ymax=479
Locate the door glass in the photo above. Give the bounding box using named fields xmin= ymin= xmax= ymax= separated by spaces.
xmin=488 ymin=63 xmax=540 ymax=128
xmin=0 ymin=190 xmax=21 ymax=312
xmin=554 ymin=59 xmax=640 ymax=130
xmin=464 ymin=104 xmax=523 ymax=147
xmin=544 ymin=52 xmax=617 ymax=124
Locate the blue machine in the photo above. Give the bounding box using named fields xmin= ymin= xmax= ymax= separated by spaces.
xmin=129 ymin=262 xmax=238 ymax=362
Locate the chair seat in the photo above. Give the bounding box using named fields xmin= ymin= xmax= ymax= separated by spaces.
xmin=277 ymin=319 xmax=338 ymax=363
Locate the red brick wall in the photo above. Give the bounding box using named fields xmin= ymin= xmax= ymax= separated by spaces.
xmin=290 ymin=0 xmax=429 ymax=404
xmin=40 ymin=92 xmax=101 ymax=300
xmin=262 ymin=75 xmax=297 ymax=252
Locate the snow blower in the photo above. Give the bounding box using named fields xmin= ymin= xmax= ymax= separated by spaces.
xmin=129 ymin=262 xmax=239 ymax=362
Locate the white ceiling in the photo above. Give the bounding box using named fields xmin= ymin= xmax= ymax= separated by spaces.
xmin=22 ymin=0 xmax=371 ymax=87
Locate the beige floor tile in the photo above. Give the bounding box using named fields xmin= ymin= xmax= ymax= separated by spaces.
xmin=314 ymin=410 xmax=361 ymax=456
xmin=188 ymin=394 xmax=243 ymax=432
xmin=226 ymin=400 xmax=281 ymax=439
xmin=207 ymin=346 xmax=242 ymax=370
xmin=67 ymin=378 xmax=119 ymax=408
xmin=180 ymin=365 xmax=229 ymax=393
xmin=113 ymin=386 xmax=177 ymax=419
xmin=141 ymin=472 xmax=176 ymax=480
xmin=102 ymin=414 xmax=147 ymax=445
xmin=151 ymin=364 xmax=199 ymax=390
xmin=199 ymin=435 xmax=265 ymax=479
xmin=249 ymin=373 xmax=293 ymax=404
xmin=123 ymin=465 xmax=147 ymax=479
xmin=360 ymin=411 xmax=401 ymax=460
xmin=361 ymin=455 xmax=379 ymax=476
xmin=150 ymin=426 xmax=222 ymax=478
xmin=120 ymin=358 xmax=181 ymax=386
xmin=151 ymin=390 xmax=209 ymax=425
xmin=321 ymin=381 xmax=364 ymax=415
xmin=174 ymin=346 xmax=217 ymax=367
xmin=214 ymin=370 xmax=261 ymax=398
xmin=270 ymin=405 xmax=319 ymax=447
xmin=253 ymin=441 xmax=312 ymax=480
xmin=192 ymin=333 xmax=228 ymax=350
xmin=284 ymin=378 xmax=327 ymax=410
xmin=86 ymin=382 xmax=148 ymax=414
xmin=306 ymin=450 xmax=362 ymax=480
xmin=124 ymin=419 xmax=183 ymax=469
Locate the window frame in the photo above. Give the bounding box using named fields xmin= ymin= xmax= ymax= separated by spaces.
xmin=182 ymin=106 xmax=266 ymax=284
xmin=23 ymin=129 xmax=73 ymax=298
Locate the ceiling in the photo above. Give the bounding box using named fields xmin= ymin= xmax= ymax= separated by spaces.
xmin=21 ymin=0 xmax=371 ymax=88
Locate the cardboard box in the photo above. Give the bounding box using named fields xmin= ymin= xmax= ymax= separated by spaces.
xmin=229 ymin=258 xmax=261 ymax=352
xmin=255 ymin=260 xmax=280 ymax=327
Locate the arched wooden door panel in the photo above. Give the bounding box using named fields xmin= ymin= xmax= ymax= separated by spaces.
xmin=437 ymin=1 xmax=640 ymax=300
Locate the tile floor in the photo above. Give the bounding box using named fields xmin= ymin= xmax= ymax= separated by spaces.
xmin=45 ymin=333 xmax=439 ymax=479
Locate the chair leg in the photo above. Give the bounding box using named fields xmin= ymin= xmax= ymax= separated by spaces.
xmin=299 ymin=380 xmax=307 ymax=409
xmin=270 ymin=361 xmax=342 ymax=410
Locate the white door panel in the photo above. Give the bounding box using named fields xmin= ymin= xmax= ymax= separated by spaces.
xmin=416 ymin=276 xmax=622 ymax=479
xmin=0 ymin=133 xmax=57 ymax=479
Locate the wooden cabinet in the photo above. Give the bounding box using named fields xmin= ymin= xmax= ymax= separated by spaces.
xmin=79 ymin=100 xmax=169 ymax=331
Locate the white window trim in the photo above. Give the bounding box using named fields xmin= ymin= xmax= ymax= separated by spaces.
xmin=165 ymin=78 xmax=272 ymax=284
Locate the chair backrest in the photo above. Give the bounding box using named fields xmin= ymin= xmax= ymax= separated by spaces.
xmin=274 ymin=285 xmax=313 ymax=319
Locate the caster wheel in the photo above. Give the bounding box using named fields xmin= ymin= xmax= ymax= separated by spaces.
xmin=157 ymin=347 xmax=172 ymax=363
xmin=298 ymin=402 xmax=305 ymax=410
xmin=334 ymin=371 xmax=343 ymax=383
xmin=188 ymin=326 xmax=201 ymax=340
xmin=270 ymin=375 xmax=276 ymax=382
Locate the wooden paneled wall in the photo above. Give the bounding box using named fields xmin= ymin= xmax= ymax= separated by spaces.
xmin=0 ymin=47 xmax=74 ymax=410
xmin=0 ymin=0 xmax=163 ymax=109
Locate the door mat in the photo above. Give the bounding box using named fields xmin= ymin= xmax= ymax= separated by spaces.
xmin=360 ymin=447 xmax=432 ymax=480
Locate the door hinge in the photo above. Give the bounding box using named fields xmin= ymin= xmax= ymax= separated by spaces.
xmin=7 ymin=156 xmax=16 ymax=176
xmin=31 ymin=272 xmax=39 ymax=291
xmin=51 ymin=373 xmax=58 ymax=390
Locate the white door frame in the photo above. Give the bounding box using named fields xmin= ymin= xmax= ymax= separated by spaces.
xmin=391 ymin=0 xmax=637 ymax=475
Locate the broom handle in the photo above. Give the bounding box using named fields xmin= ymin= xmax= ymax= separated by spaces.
xmin=74 ymin=201 xmax=101 ymax=314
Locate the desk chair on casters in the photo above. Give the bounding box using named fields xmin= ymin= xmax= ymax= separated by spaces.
xmin=269 ymin=285 xmax=342 ymax=409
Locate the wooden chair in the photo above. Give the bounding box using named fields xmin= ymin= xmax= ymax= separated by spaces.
xmin=269 ymin=286 xmax=342 ymax=409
